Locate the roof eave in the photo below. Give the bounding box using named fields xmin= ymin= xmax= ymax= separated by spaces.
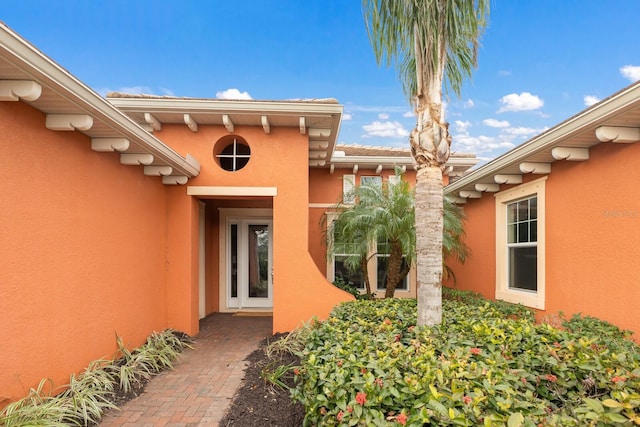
xmin=445 ymin=81 xmax=640 ymax=195
xmin=0 ymin=22 xmax=199 ymax=178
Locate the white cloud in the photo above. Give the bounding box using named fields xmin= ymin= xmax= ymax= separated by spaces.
xmin=498 ymin=70 xmax=512 ymax=77
xmin=454 ymin=120 xmax=472 ymax=133
xmin=483 ymin=118 xmax=510 ymax=128
xmin=216 ymin=88 xmax=253 ymax=100
xmin=362 ymin=121 xmax=410 ymax=138
xmin=620 ymin=65 xmax=640 ymax=82
xmin=453 ymin=134 xmax=515 ymax=154
xmin=503 ymin=126 xmax=539 ymax=137
xmin=486 ymin=141 xmax=516 ymax=150
xmin=463 ymin=99 xmax=474 ymax=109
xmin=497 ymin=92 xmax=544 ymax=113
xmin=403 ymin=111 xmax=414 ymax=118
xmin=342 ymin=113 xmax=352 ymax=121
xmin=584 ymin=95 xmax=600 ymax=107
xmin=378 ymin=113 xmax=390 ymax=120
xmin=160 ymin=88 xmax=175 ymax=96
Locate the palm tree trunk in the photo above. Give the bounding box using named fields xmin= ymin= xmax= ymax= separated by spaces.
xmin=361 ymin=258 xmax=372 ymax=297
xmin=384 ymin=240 xmax=404 ymax=298
xmin=415 ymin=166 xmax=444 ymax=326
xmin=413 ymin=72 xmax=449 ymax=326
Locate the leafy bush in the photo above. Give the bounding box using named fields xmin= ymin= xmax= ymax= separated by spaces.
xmin=563 ymin=313 xmax=635 ymax=343
xmin=333 ymin=277 xmax=374 ymax=300
xmin=291 ymin=298 xmax=640 ymax=426
xmin=0 ymin=329 xmax=193 ymax=426
xmin=443 ymin=287 xmax=535 ymax=322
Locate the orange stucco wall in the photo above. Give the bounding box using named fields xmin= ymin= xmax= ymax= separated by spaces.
xmin=448 ymin=141 xmax=640 ymax=337
xmin=153 ymin=125 xmax=352 ymax=333
xmin=0 ymin=102 xmax=170 ymax=400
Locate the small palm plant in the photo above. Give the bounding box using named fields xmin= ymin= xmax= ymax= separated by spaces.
xmin=326 ymin=173 xmax=468 ymax=298
xmin=326 ymin=174 xmax=415 ymax=298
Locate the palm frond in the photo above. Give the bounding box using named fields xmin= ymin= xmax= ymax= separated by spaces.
xmin=363 ymin=0 xmax=489 ymax=100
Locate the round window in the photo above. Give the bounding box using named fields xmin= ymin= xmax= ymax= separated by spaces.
xmin=214 ymin=136 xmax=250 ymax=171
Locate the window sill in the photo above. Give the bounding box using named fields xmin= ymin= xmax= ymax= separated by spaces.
xmin=495 ymin=288 xmax=545 ymax=310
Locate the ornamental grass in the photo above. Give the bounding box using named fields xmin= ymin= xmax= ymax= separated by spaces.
xmin=0 ymin=329 xmax=192 ymax=427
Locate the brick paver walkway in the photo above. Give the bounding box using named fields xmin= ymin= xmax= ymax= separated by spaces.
xmin=100 ymin=313 xmax=272 ymax=426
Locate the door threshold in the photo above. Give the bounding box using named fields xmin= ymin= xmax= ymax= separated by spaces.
xmin=232 ymin=311 xmax=273 ymax=317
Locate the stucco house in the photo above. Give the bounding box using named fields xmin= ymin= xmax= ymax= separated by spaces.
xmin=445 ymin=80 xmax=640 ymax=339
xmin=0 ymin=24 xmax=477 ymax=400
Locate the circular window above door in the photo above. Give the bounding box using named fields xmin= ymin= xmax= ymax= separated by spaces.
xmin=214 ymin=136 xmax=251 ymax=171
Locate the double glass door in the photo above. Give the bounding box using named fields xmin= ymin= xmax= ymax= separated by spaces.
xmin=227 ymin=219 xmax=273 ymax=308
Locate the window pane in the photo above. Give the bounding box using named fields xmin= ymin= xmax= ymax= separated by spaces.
xmin=235 ymin=143 xmax=250 ymax=155
xmin=217 ymin=139 xmax=251 ymax=172
xmin=508 ymin=246 xmax=537 ymax=291
xmin=507 ymin=196 xmax=538 ymax=244
xmin=388 ymin=175 xmax=401 ymax=185
xmin=248 ymin=225 xmax=269 ymax=298
xmin=230 ymin=224 xmax=238 ymax=298
xmin=518 ymin=221 xmax=529 ymax=243
xmin=342 ymin=174 xmax=355 ymax=204
xmin=530 ymin=197 xmax=537 ymax=220
xmin=517 ymin=200 xmax=530 ymax=222
xmin=530 ymin=219 xmax=537 ymax=242
xmin=334 ymin=256 xmax=364 ymax=289
xmin=235 ymin=156 xmax=250 ymax=170
xmin=361 ymin=176 xmax=382 ymax=187
xmin=219 ymin=157 xmax=234 ymax=171
xmin=507 ymin=203 xmax=518 ymax=224
xmin=507 ymin=223 xmax=516 ymax=244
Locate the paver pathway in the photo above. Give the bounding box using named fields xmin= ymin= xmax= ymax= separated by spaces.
xmin=100 ymin=313 xmax=272 ymax=426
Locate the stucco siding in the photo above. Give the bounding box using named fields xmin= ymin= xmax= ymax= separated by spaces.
xmin=0 ymin=102 xmax=170 ymax=400
xmin=449 ymin=140 xmax=640 ymax=337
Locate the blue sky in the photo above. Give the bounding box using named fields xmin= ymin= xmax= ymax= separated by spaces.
xmin=3 ymin=1 xmax=640 ymax=162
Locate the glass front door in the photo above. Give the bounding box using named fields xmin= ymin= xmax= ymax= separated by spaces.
xmin=227 ymin=219 xmax=273 ymax=308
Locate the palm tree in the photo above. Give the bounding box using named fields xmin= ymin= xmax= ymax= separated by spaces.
xmin=362 ymin=0 xmax=489 ymax=325
xmin=327 ymin=176 xmax=416 ymax=298
xmin=326 ymin=178 xmax=470 ymax=298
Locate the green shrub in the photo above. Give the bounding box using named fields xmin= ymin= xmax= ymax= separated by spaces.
xmin=563 ymin=313 xmax=635 ymax=342
xmin=332 ymin=277 xmax=375 ymax=300
xmin=443 ymin=287 xmax=535 ymax=322
xmin=292 ymin=298 xmax=640 ymax=426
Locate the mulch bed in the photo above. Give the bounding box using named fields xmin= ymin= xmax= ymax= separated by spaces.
xmin=219 ymin=336 xmax=305 ymax=426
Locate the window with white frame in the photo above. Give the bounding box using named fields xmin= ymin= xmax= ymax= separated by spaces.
xmin=215 ymin=137 xmax=251 ymax=171
xmin=507 ymin=197 xmax=537 ymax=291
xmin=495 ymin=177 xmax=546 ymax=309
xmin=388 ymin=174 xmax=401 ymax=185
xmin=342 ymin=174 xmax=355 ymax=205
xmin=328 ymin=212 xmax=365 ymax=289
xmin=360 ymin=175 xmax=383 ymax=187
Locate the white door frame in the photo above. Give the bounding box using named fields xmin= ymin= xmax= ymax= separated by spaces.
xmin=218 ymin=208 xmax=273 ymax=311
